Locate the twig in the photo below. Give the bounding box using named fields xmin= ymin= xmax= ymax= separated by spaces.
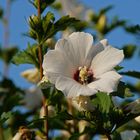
xmin=37 ymin=0 xmax=48 ymax=139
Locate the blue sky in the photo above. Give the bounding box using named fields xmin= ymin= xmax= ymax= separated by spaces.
xmin=0 ymin=0 xmax=140 ymax=88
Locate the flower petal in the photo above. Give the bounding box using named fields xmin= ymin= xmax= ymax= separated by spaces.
xmin=55 ymin=32 xmax=94 ymax=67
xmin=88 ymin=71 xmax=122 ymax=93
xmin=92 ymin=39 xmax=108 ymax=57
xmin=91 ymin=46 xmax=124 ymax=77
xmin=55 ymin=76 xmax=97 ymax=97
xmin=43 ymin=50 xmax=75 ymax=83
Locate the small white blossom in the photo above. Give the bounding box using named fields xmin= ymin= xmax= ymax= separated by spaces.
xmin=120 ymin=130 xmax=138 ymax=140
xmin=21 ymin=68 xmax=40 ymax=84
xmin=22 ymin=86 xmax=43 ymax=110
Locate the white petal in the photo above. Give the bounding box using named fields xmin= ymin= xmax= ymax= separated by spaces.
xmin=55 ymin=32 xmax=94 ymax=67
xmin=55 ymin=76 xmax=97 ymax=97
xmin=91 ymin=39 xmax=108 ymax=57
xmin=91 ymin=46 xmax=124 ymax=77
xmin=88 ymin=71 xmax=122 ymax=93
xmin=43 ymin=50 xmax=75 ymax=83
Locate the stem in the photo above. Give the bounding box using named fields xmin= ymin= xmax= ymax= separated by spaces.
xmin=67 ymin=99 xmax=78 ymax=133
xmin=0 ymin=127 xmax=5 ymax=140
xmin=105 ymin=133 xmax=112 ymax=140
xmin=37 ymin=0 xmax=48 ymax=139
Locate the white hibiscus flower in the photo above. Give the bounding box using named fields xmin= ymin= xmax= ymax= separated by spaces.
xmin=43 ymin=32 xmax=124 ymax=110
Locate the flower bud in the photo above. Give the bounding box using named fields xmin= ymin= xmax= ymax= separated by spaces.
xmin=21 ymin=68 xmax=40 ymax=84
xmin=28 ymin=15 xmax=41 ymax=29
xmin=97 ymin=15 xmax=106 ymax=32
xmin=72 ymin=96 xmax=95 ymax=111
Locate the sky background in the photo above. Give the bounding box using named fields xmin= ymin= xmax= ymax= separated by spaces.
xmin=0 ymin=0 xmax=140 ymax=88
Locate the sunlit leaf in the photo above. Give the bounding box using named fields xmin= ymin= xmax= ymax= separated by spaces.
xmin=96 ymin=92 xmax=113 ymax=113
xmin=0 ymin=112 xmax=13 ymax=124
xmin=12 ymin=43 xmax=39 ymax=67
xmin=123 ymin=44 xmax=137 ymax=59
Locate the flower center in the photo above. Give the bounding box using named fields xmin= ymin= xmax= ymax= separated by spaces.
xmin=73 ymin=66 xmax=94 ymax=85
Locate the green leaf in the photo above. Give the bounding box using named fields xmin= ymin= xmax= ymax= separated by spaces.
xmin=120 ymin=71 xmax=140 ymax=79
xmin=0 ymin=112 xmax=13 ymax=125
xmin=114 ymin=65 xmax=124 ymax=71
xmin=43 ymin=15 xmax=80 ymax=41
xmin=96 ymin=92 xmax=112 ymax=113
xmin=0 ymin=78 xmax=24 ymax=113
xmin=125 ymin=24 xmax=140 ymax=34
xmin=99 ymin=5 xmax=114 ymax=15
xmin=123 ymin=44 xmax=136 ymax=59
xmin=134 ymin=135 xmax=140 ymax=140
xmin=42 ymin=12 xmax=55 ymax=33
xmin=0 ymin=47 xmax=18 ymax=64
xmin=54 ymin=111 xmax=74 ymax=120
xmin=54 ymin=15 xmax=80 ymax=32
xmin=12 ymin=43 xmax=39 ymax=67
xmin=111 ymin=81 xmax=133 ymax=98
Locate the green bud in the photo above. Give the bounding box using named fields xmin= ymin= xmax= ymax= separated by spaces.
xmin=29 ymin=29 xmax=37 ymax=39
xmin=97 ymin=15 xmax=106 ymax=32
xmin=28 ymin=15 xmax=41 ymax=29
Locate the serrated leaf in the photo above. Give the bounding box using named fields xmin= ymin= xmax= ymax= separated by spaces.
xmin=43 ymin=15 xmax=80 ymax=41
xmin=42 ymin=12 xmax=55 ymax=33
xmin=12 ymin=43 xmax=39 ymax=67
xmin=96 ymin=92 xmax=112 ymax=113
xmin=123 ymin=44 xmax=136 ymax=59
xmin=120 ymin=71 xmax=140 ymax=79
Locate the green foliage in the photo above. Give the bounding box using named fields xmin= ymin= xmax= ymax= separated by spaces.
xmin=125 ymin=24 xmax=140 ymax=34
xmin=1 ymin=0 xmax=140 ymax=139
xmin=28 ymin=12 xmax=80 ymax=43
xmin=29 ymin=0 xmax=56 ymax=14
xmin=0 ymin=112 xmax=13 ymax=125
xmin=12 ymin=43 xmax=39 ymax=67
xmin=0 ymin=47 xmax=18 ymax=64
xmin=0 ymin=78 xmax=24 ymax=113
xmin=134 ymin=135 xmax=140 ymax=140
xmin=114 ymin=65 xmax=124 ymax=71
xmin=90 ymin=5 xmax=126 ymax=37
xmin=94 ymin=92 xmax=113 ymax=113
xmin=123 ymin=44 xmax=137 ymax=59
xmin=120 ymin=71 xmax=140 ymax=79
xmin=111 ymin=81 xmax=133 ymax=98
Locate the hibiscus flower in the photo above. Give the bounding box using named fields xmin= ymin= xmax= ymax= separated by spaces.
xmin=42 ymin=32 xmax=124 ymax=110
